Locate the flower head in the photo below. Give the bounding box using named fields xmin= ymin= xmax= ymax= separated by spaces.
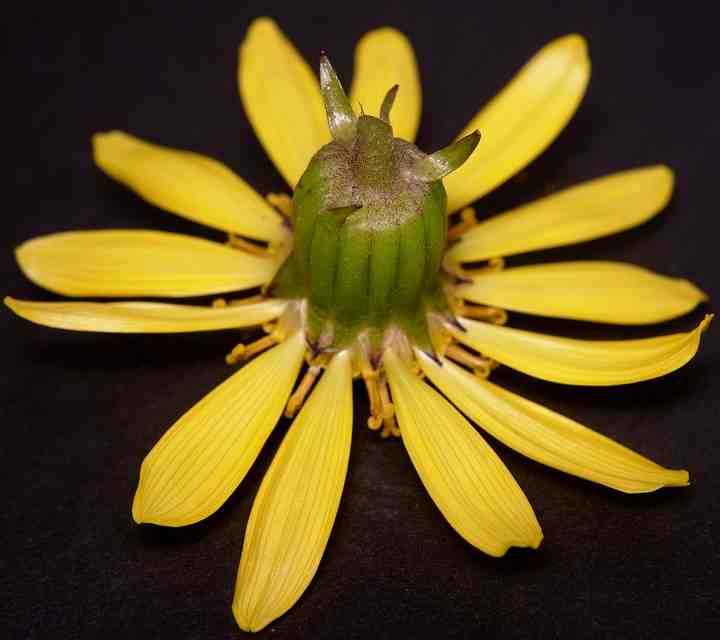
xmin=6 ymin=17 xmax=710 ymax=633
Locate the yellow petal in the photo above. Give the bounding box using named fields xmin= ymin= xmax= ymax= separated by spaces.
xmin=458 ymin=261 xmax=707 ymax=325
xmin=420 ymin=355 xmax=689 ymax=493
xmin=443 ymin=34 xmax=590 ymax=212
xmin=233 ymin=351 xmax=353 ymax=632
xmin=448 ymin=166 xmax=673 ymax=262
xmin=93 ymin=131 xmax=286 ymax=243
xmin=239 ymin=17 xmax=329 ymax=188
xmin=349 ymin=27 xmax=421 ymax=142
xmin=451 ymin=315 xmax=712 ymax=386
xmin=4 ymin=296 xmax=286 ymax=333
xmin=384 ymin=350 xmax=542 ymax=557
xmin=16 ymin=230 xmax=279 ymax=297
xmin=132 ymin=331 xmax=305 ymax=527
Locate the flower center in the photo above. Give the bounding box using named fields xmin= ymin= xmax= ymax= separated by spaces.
xmin=215 ymin=190 xmax=505 ymax=438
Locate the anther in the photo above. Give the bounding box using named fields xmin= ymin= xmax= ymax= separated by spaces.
xmin=447 ymin=207 xmax=479 ymax=242
xmin=227 ymin=234 xmax=268 ymax=255
xmin=456 ymin=302 xmax=507 ymax=325
xmin=363 ymin=369 xmax=383 ymax=430
xmin=462 ymin=257 xmax=506 ymax=277
xmin=285 ymin=365 xmax=322 ymax=418
xmin=266 ymin=193 xmax=293 ymax=218
xmin=213 ymin=294 xmax=266 ymax=308
xmin=378 ymin=378 xmax=399 ymax=438
xmin=225 ymin=334 xmax=279 ymax=365
xmin=357 ymin=349 xmax=383 ymax=430
xmin=445 ymin=343 xmax=494 ymax=378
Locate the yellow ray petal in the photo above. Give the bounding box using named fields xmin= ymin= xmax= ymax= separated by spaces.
xmin=443 ymin=34 xmax=590 ymax=213
xmin=15 ymin=230 xmax=280 ymax=298
xmin=384 ymin=349 xmax=542 ymax=557
xmin=458 ymin=261 xmax=707 ymax=325
xmin=132 ymin=331 xmax=305 ymax=527
xmin=93 ymin=131 xmax=286 ymax=243
xmin=4 ymin=296 xmax=286 ymax=333
xmin=349 ymin=27 xmax=421 ymax=142
xmin=239 ymin=17 xmax=329 ymax=188
xmin=451 ymin=315 xmax=712 ymax=386
xmin=448 ymin=166 xmax=673 ymax=262
xmin=233 ymin=351 xmax=353 ymax=632
xmin=420 ymin=354 xmax=689 ymax=493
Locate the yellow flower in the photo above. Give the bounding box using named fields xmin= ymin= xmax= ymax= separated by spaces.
xmin=5 ymin=17 xmax=710 ymax=633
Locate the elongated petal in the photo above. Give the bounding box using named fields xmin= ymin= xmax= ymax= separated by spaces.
xmin=239 ymin=17 xmax=329 ymax=188
xmin=458 ymin=261 xmax=707 ymax=324
xmin=132 ymin=332 xmax=305 ymax=527
xmin=420 ymin=355 xmax=689 ymax=493
xmin=349 ymin=27 xmax=421 ymax=142
xmin=452 ymin=316 xmax=712 ymax=386
xmin=233 ymin=351 xmax=353 ymax=632
xmin=15 ymin=230 xmax=279 ymax=297
xmin=448 ymin=166 xmax=673 ymax=262
xmin=444 ymin=34 xmax=590 ymax=212
xmin=4 ymin=297 xmax=286 ymax=333
xmin=93 ymin=131 xmax=286 ymax=243
xmin=384 ymin=350 xmax=542 ymax=557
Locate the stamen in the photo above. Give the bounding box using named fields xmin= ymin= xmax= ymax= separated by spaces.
xmin=462 ymin=256 xmax=506 ymax=276
xmin=266 ymin=192 xmax=293 ymax=218
xmin=456 ymin=301 xmax=508 ymax=325
xmin=226 ymin=334 xmax=279 ymax=365
xmin=285 ymin=365 xmax=322 ymax=418
xmin=360 ymin=361 xmax=383 ymax=431
xmin=212 ymin=294 xmax=266 ymax=308
xmin=227 ymin=234 xmax=268 ymax=255
xmin=445 ymin=343 xmax=493 ymax=378
xmin=378 ymin=376 xmax=399 ymax=438
xmin=447 ymin=207 xmax=478 ymax=241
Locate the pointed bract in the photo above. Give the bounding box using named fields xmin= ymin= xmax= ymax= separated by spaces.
xmin=319 ymin=55 xmax=356 ymax=142
xmin=412 ymin=130 xmax=481 ymax=182
xmin=379 ymin=84 xmax=399 ymax=124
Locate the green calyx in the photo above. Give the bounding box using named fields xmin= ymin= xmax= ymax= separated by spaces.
xmin=269 ymin=56 xmax=480 ymax=357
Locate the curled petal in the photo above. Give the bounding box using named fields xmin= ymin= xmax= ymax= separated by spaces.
xmin=458 ymin=261 xmax=707 ymax=324
xmin=239 ymin=17 xmax=329 ymax=188
xmin=349 ymin=27 xmax=421 ymax=142
xmin=233 ymin=351 xmax=353 ymax=632
xmin=15 ymin=230 xmax=279 ymax=297
xmin=132 ymin=332 xmax=306 ymax=527
xmin=384 ymin=349 xmax=542 ymax=557
xmin=4 ymin=297 xmax=286 ymax=333
xmin=420 ymin=355 xmax=689 ymax=493
xmin=93 ymin=132 xmax=286 ymax=242
xmin=451 ymin=315 xmax=712 ymax=386
xmin=448 ymin=166 xmax=673 ymax=262
xmin=444 ymin=34 xmax=590 ymax=212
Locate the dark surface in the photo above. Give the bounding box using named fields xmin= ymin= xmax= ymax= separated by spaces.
xmin=3 ymin=1 xmax=719 ymax=638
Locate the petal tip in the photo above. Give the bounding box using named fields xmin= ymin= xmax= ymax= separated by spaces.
xmin=232 ymin=602 xmax=268 ymax=634
xmin=700 ymin=313 xmax=714 ymax=334
xmin=131 ymin=488 xmax=146 ymax=525
xmin=677 ymin=469 xmax=690 ymax=487
xmin=247 ymin=16 xmax=277 ymax=33
xmin=14 ymin=240 xmax=40 ymax=284
xmin=562 ymin=33 xmax=588 ymax=52
xmin=549 ymin=33 xmax=589 ymax=64
xmin=366 ymin=25 xmax=409 ymax=42
xmin=652 ymin=164 xmax=675 ymax=205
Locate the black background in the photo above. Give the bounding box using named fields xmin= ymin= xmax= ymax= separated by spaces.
xmin=3 ymin=1 xmax=719 ymax=638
